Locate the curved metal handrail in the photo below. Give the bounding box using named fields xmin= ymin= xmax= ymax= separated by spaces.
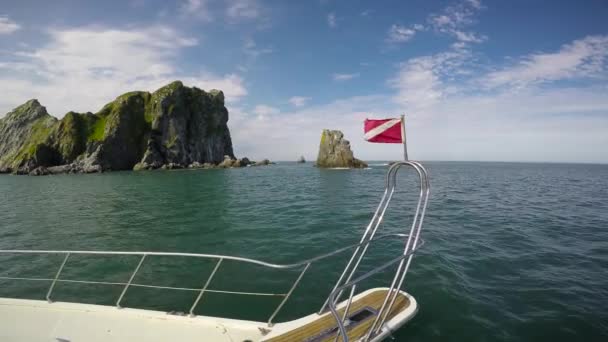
xmin=323 ymin=161 xmax=430 ymax=342
xmin=319 ymin=161 xmax=429 ymax=314
xmin=327 ymin=244 xmax=422 ymax=342
xmin=0 ymin=232 xmax=410 ymax=270
xmin=368 ymin=161 xmax=430 ymax=339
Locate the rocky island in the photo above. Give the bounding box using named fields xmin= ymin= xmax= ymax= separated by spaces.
xmin=0 ymin=81 xmax=270 ymax=175
xmin=315 ymin=129 xmax=367 ymax=168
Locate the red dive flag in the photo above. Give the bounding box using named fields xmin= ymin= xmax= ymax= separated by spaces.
xmin=364 ymin=118 xmax=404 ymax=144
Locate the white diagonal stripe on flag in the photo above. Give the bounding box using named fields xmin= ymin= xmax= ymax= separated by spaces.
xmin=364 ymin=118 xmax=401 ymax=141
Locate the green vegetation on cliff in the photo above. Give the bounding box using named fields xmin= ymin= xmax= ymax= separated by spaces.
xmin=14 ymin=116 xmax=56 ymax=163
xmin=0 ymin=81 xmax=235 ymax=174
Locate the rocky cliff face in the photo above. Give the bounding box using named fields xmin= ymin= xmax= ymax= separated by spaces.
xmin=0 ymin=81 xmax=236 ymax=174
xmin=315 ymin=129 xmax=367 ymax=168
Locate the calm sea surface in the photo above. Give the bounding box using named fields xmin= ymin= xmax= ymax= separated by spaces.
xmin=1 ymin=162 xmax=607 ymax=341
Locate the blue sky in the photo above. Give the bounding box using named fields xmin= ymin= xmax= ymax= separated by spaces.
xmin=1 ymin=0 xmax=607 ymax=163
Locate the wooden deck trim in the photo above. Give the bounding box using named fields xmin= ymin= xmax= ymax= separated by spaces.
xmin=264 ymin=290 xmax=410 ymax=342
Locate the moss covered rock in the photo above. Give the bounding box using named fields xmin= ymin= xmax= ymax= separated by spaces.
xmin=315 ymin=129 xmax=367 ymax=168
xmin=0 ymin=81 xmax=236 ymax=174
xmin=0 ymin=99 xmax=58 ymax=173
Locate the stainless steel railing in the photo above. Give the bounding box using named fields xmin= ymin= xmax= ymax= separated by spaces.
xmin=0 ymin=232 xmax=414 ymax=326
xmin=324 ymin=161 xmax=430 ymax=342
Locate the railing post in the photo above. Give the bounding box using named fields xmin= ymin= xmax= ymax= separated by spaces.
xmin=267 ymin=263 xmax=310 ymax=327
xmin=334 ymin=284 xmax=356 ymax=342
xmin=46 ymin=253 xmax=70 ymax=303
xmin=189 ymin=258 xmax=223 ymax=317
xmin=116 ymin=254 xmax=146 ymax=309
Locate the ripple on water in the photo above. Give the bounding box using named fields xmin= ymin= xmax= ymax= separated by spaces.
xmin=1 ymin=162 xmax=607 ymax=341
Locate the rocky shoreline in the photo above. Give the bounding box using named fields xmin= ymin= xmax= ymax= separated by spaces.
xmin=0 ymin=81 xmax=368 ymax=176
xmin=0 ymin=155 xmax=274 ymax=176
xmin=0 ymin=81 xmax=274 ymax=176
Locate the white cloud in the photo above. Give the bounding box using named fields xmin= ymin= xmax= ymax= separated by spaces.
xmin=391 ymin=57 xmax=443 ymax=110
xmin=386 ymin=24 xmax=417 ymax=43
xmin=252 ymin=104 xmax=279 ymax=120
xmin=0 ymin=25 xmax=247 ymax=116
xmin=383 ymin=1 xmax=483 ymax=47
xmin=466 ymin=0 xmax=483 ymax=10
xmin=390 ymin=46 xmax=471 ymax=111
xmin=452 ymin=30 xmax=484 ymax=43
xmin=179 ymin=0 xmax=212 ymax=21
xmin=327 ymin=13 xmax=337 ymax=28
xmin=484 ymin=35 xmax=608 ymax=88
xmin=228 ymin=84 xmax=608 ymax=163
xmin=177 ymin=0 xmax=265 ymax=24
xmin=332 ymin=73 xmax=359 ymax=81
xmin=243 ymin=38 xmax=272 ymax=58
xmin=0 ymin=16 xmax=20 ymax=34
xmin=288 ymin=96 xmax=311 ymax=107
xmin=226 ymin=0 xmax=261 ymax=21
xmin=408 ymin=86 xmax=608 ymax=163
xmin=428 ymin=0 xmax=485 ymax=43
xmin=377 ymin=33 xmax=608 ymax=163
xmin=229 ymin=95 xmax=392 ymax=160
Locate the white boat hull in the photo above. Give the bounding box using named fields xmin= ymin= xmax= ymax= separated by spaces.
xmin=0 ymin=288 xmax=418 ymax=342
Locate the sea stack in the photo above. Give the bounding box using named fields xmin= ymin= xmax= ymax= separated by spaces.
xmin=315 ymin=129 xmax=367 ymax=168
xmin=0 ymin=81 xmax=237 ymax=174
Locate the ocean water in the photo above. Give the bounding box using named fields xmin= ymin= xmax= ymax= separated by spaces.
xmin=0 ymin=162 xmax=607 ymax=341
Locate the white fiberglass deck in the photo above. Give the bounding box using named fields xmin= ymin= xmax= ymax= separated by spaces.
xmin=0 ymin=288 xmax=418 ymax=342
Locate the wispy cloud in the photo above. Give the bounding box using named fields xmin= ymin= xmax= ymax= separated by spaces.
xmin=226 ymin=0 xmax=261 ymax=21
xmin=332 ymin=73 xmax=359 ymax=81
xmin=385 ymin=0 xmax=483 ymax=46
xmin=428 ymin=0 xmax=485 ymax=43
xmin=243 ymin=37 xmax=272 ymax=58
xmin=229 ymin=84 xmax=608 ymax=163
xmin=390 ymin=34 xmax=608 ymax=114
xmin=466 ymin=0 xmax=482 ymax=10
xmin=253 ymin=104 xmax=279 ymax=120
xmin=229 ymin=95 xmax=391 ymax=160
xmin=390 ymin=44 xmax=471 ymax=110
xmin=384 ymin=1 xmax=484 ymax=110
xmin=0 ymin=15 xmax=20 ymax=34
xmin=386 ymin=24 xmax=420 ymax=43
xmin=484 ymin=35 xmax=608 ymax=88
xmin=179 ymin=0 xmax=212 ymax=21
xmin=327 ymin=12 xmax=337 ymax=28
xmin=379 ymin=32 xmax=608 ymax=163
xmin=289 ymin=96 xmax=311 ymax=107
xmin=177 ymin=0 xmax=265 ymax=24
xmin=0 ymin=25 xmax=246 ymax=116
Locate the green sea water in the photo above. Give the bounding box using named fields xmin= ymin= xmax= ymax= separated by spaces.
xmin=1 ymin=162 xmax=607 ymax=341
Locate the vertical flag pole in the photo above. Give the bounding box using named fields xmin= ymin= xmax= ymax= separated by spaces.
xmin=401 ymin=114 xmax=408 ymax=161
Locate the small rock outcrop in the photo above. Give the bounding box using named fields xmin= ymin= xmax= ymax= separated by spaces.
xmin=0 ymin=81 xmax=236 ymax=174
xmin=315 ymin=129 xmax=367 ymax=168
xmin=217 ymin=155 xmax=236 ymax=168
xmin=253 ymin=159 xmax=271 ymax=166
xmin=182 ymin=156 xmax=263 ymax=169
